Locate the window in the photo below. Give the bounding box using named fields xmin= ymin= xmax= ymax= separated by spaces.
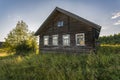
xmin=52 ymin=35 xmax=58 ymax=46
xmin=57 ymin=21 xmax=64 ymax=27
xmin=76 ymin=33 xmax=85 ymax=46
xmin=63 ymin=34 xmax=70 ymax=46
xmin=44 ymin=36 xmax=49 ymax=45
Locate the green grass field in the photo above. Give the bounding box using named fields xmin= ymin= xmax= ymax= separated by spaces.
xmin=0 ymin=46 xmax=120 ymax=80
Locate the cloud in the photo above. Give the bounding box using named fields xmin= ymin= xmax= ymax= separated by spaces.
xmin=114 ymin=20 xmax=120 ymax=25
xmin=111 ymin=12 xmax=120 ymax=19
xmin=111 ymin=12 xmax=120 ymax=25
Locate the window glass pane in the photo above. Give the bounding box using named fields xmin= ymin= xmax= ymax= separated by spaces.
xmin=76 ymin=33 xmax=85 ymax=46
xmin=44 ymin=36 xmax=49 ymax=45
xmin=61 ymin=21 xmax=63 ymax=26
xmin=52 ymin=35 xmax=58 ymax=45
xmin=57 ymin=21 xmax=64 ymax=27
xmin=63 ymin=35 xmax=70 ymax=46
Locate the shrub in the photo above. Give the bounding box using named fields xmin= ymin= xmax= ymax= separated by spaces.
xmin=15 ymin=40 xmax=37 ymax=56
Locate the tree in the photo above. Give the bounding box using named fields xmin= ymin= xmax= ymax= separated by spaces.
xmin=99 ymin=33 xmax=120 ymax=44
xmin=4 ymin=20 xmax=38 ymax=55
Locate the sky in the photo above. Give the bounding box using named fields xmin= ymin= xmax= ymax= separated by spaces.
xmin=0 ymin=0 xmax=120 ymax=41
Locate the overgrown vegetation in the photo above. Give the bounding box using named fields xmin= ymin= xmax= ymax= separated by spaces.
xmin=4 ymin=21 xmax=38 ymax=55
xmin=0 ymin=46 xmax=120 ymax=80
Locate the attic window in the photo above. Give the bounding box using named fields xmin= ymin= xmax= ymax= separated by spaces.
xmin=57 ymin=21 xmax=64 ymax=27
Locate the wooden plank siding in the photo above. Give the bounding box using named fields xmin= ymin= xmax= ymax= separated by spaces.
xmin=35 ymin=7 xmax=101 ymax=53
xmin=39 ymin=12 xmax=95 ymax=53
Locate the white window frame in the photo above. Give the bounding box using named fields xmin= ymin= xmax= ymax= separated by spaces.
xmin=52 ymin=35 xmax=58 ymax=46
xmin=44 ymin=36 xmax=49 ymax=46
xmin=63 ymin=34 xmax=70 ymax=46
xmin=57 ymin=21 xmax=64 ymax=27
xmin=76 ymin=33 xmax=85 ymax=46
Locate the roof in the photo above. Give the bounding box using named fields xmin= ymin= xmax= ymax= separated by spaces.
xmin=35 ymin=7 xmax=101 ymax=35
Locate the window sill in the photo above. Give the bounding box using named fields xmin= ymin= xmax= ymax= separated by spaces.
xmin=63 ymin=45 xmax=70 ymax=47
xmin=52 ymin=45 xmax=58 ymax=46
xmin=76 ymin=44 xmax=85 ymax=46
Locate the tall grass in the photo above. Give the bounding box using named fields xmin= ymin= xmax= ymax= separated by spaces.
xmin=0 ymin=46 xmax=120 ymax=80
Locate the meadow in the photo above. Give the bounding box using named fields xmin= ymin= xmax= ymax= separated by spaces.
xmin=0 ymin=46 xmax=120 ymax=80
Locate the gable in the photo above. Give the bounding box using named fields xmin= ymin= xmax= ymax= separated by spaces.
xmin=38 ymin=12 xmax=69 ymax=35
xmin=35 ymin=7 xmax=101 ymax=36
xmin=38 ymin=12 xmax=94 ymax=36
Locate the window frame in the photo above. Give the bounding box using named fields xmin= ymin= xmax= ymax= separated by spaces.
xmin=76 ymin=33 xmax=85 ymax=46
xmin=62 ymin=34 xmax=70 ymax=46
xmin=52 ymin=35 xmax=58 ymax=46
xmin=44 ymin=35 xmax=49 ymax=46
xmin=57 ymin=21 xmax=64 ymax=27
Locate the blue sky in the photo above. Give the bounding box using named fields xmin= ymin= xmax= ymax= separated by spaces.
xmin=0 ymin=0 xmax=120 ymax=41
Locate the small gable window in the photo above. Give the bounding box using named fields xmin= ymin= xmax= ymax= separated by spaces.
xmin=76 ymin=33 xmax=85 ymax=46
xmin=57 ymin=21 xmax=64 ymax=27
xmin=44 ymin=36 xmax=49 ymax=46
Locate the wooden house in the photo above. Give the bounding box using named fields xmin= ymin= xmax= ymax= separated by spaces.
xmin=35 ymin=7 xmax=101 ymax=53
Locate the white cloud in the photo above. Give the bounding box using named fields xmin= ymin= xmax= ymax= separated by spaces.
xmin=111 ymin=12 xmax=120 ymax=19
xmin=111 ymin=12 xmax=120 ymax=25
xmin=114 ymin=20 xmax=120 ymax=25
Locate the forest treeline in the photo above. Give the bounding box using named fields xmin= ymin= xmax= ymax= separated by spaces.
xmin=99 ymin=33 xmax=120 ymax=44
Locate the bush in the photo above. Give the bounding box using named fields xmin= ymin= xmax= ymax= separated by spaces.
xmin=15 ymin=40 xmax=37 ymax=56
